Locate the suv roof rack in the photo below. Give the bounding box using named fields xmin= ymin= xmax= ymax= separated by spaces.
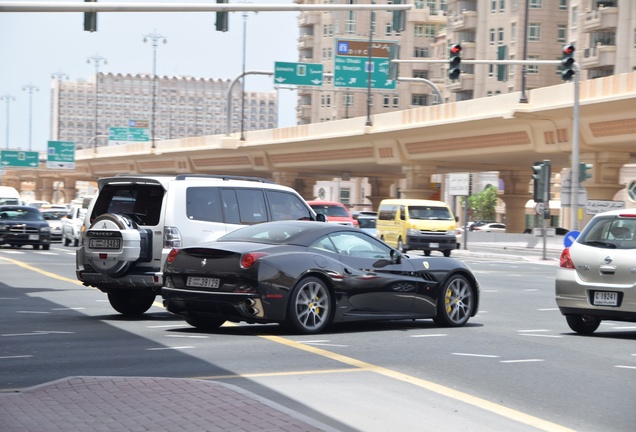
xmin=174 ymin=174 xmax=274 ymax=184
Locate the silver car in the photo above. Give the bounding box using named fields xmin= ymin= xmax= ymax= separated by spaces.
xmin=555 ymin=208 xmax=636 ymax=335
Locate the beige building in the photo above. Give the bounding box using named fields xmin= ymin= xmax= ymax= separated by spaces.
xmin=50 ymin=73 xmax=278 ymax=149
xmin=295 ymin=0 xmax=635 ymax=123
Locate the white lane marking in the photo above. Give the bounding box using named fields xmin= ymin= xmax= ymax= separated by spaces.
xmin=0 ymin=355 xmax=33 ymax=359
xmin=2 ymin=330 xmax=74 ymax=337
xmin=615 ymin=365 xmax=636 ymax=370
xmin=500 ymin=359 xmax=544 ymax=363
xmin=16 ymin=311 xmax=50 ymax=314
xmin=304 ymin=342 xmax=348 ymax=347
xmin=146 ymin=346 xmax=194 ymax=351
xmin=518 ymin=329 xmax=551 ymax=333
xmin=410 ymin=334 xmax=447 ymax=338
xmin=52 ymin=307 xmax=85 ymax=311
xmin=524 ymin=289 xmax=539 ymax=292
xmin=147 ymin=324 xmax=190 ymax=328
xmin=165 ymin=334 xmax=209 ymax=339
xmin=520 ymin=334 xmax=563 ymax=338
xmin=452 ymin=353 xmax=500 ymax=358
xmin=538 ymin=308 xmax=560 ymax=311
xmin=613 ymin=326 xmax=636 ymax=330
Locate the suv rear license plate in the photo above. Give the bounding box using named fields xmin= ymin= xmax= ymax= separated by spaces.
xmin=593 ymin=291 xmax=618 ymax=306
xmin=89 ymin=238 xmax=121 ymax=249
xmin=187 ymin=277 xmax=220 ymax=288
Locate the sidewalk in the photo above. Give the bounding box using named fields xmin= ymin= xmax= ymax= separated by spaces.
xmin=0 ymin=376 xmax=340 ymax=432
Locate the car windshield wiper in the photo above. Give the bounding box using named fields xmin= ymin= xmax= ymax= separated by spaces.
xmin=584 ymin=240 xmax=617 ymax=248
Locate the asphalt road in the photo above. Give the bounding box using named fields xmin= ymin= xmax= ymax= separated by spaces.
xmin=1 ymin=243 xmax=635 ymax=432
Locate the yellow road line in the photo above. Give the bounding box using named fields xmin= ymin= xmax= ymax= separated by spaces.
xmin=1 ymin=255 xmax=575 ymax=432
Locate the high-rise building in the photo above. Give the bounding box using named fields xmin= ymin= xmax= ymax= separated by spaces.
xmin=295 ymin=0 xmax=635 ymax=123
xmin=50 ymin=73 xmax=278 ymax=149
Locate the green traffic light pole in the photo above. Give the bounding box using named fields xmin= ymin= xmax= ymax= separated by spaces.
xmin=393 ymin=58 xmax=581 ymax=232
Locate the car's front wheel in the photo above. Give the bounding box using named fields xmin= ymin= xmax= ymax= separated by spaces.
xmin=107 ymin=290 xmax=156 ymax=315
xmin=287 ymin=276 xmax=332 ymax=334
xmin=565 ymin=314 xmax=601 ymax=335
xmin=433 ymin=274 xmax=474 ymax=327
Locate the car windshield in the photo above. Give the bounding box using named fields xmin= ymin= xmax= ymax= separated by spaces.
xmin=357 ymin=218 xmax=376 ymax=229
xmin=218 ymin=223 xmax=311 ymax=244
xmin=577 ymin=216 xmax=636 ymax=249
xmin=408 ymin=206 xmax=453 ymax=220
xmin=42 ymin=211 xmax=66 ymax=220
xmin=310 ymin=205 xmax=349 ymax=217
xmin=0 ymin=208 xmax=44 ymax=221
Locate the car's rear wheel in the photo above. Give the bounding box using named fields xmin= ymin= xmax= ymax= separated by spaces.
xmin=184 ymin=315 xmax=226 ymax=331
xmin=565 ymin=314 xmax=601 ymax=335
xmin=43 ymin=244 xmax=50 ymax=251
xmin=424 ymin=250 xmax=431 ymax=256
xmin=33 ymin=244 xmax=40 ymax=250
xmin=443 ymin=249 xmax=451 ymax=257
xmin=287 ymin=276 xmax=332 ymax=334
xmin=433 ymin=274 xmax=474 ymax=327
xmin=107 ymin=290 xmax=155 ymax=315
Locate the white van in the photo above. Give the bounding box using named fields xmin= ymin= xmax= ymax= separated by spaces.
xmin=0 ymin=186 xmax=21 ymax=205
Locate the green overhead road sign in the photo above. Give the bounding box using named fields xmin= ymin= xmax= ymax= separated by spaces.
xmin=334 ymin=39 xmax=396 ymax=90
xmin=0 ymin=150 xmax=39 ymax=168
xmin=274 ymin=62 xmax=324 ymax=86
xmin=47 ymin=141 xmax=75 ymax=169
xmin=109 ymin=127 xmax=129 ymax=141
xmin=109 ymin=126 xmax=149 ymax=143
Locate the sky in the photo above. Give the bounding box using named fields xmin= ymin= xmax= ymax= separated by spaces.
xmin=0 ymin=0 xmax=300 ymax=153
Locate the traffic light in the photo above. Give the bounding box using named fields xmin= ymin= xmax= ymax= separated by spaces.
xmin=579 ymin=163 xmax=593 ymax=182
xmin=561 ymin=44 xmax=575 ymax=81
xmin=84 ymin=0 xmax=97 ymax=32
xmin=448 ymin=44 xmax=462 ymax=81
xmin=532 ymin=160 xmax=551 ymax=203
xmin=216 ymin=0 xmax=229 ymax=32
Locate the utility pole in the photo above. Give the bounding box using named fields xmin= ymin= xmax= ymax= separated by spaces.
xmin=22 ymin=83 xmax=39 ymax=151
xmin=0 ymin=93 xmax=15 ymax=149
xmin=87 ymin=53 xmax=107 ymax=150
xmin=143 ymin=30 xmax=167 ymax=148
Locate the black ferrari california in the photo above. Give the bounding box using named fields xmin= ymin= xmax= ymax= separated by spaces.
xmin=162 ymin=221 xmax=480 ymax=334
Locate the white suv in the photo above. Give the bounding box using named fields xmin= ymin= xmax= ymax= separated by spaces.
xmin=76 ymin=174 xmax=320 ymax=315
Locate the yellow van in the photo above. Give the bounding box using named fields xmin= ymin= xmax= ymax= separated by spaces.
xmin=376 ymin=199 xmax=457 ymax=257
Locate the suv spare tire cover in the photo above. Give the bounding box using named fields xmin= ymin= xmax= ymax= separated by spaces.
xmin=84 ymin=213 xmax=143 ymax=276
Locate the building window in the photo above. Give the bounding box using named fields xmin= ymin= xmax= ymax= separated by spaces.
xmin=557 ymin=25 xmax=566 ymax=43
xmin=385 ymin=23 xmax=392 ymax=36
xmin=499 ymin=0 xmax=505 ymax=12
xmin=571 ymin=6 xmax=578 ymax=29
xmin=489 ymin=29 xmax=495 ymax=46
xmin=491 ymin=0 xmax=497 ymax=13
xmin=414 ymin=0 xmax=424 ymax=10
xmin=559 ymin=0 xmax=567 ymax=10
xmin=425 ymin=24 xmax=436 ymax=37
xmin=343 ymin=93 xmax=353 ymax=107
xmin=414 ymin=47 xmax=429 ymax=58
xmin=413 ymin=70 xmax=428 ymax=79
xmin=511 ymin=22 xmax=517 ymax=42
xmin=346 ymin=11 xmax=356 ymax=34
xmin=498 ymin=28 xmax=504 ymax=45
xmin=426 ymin=1 xmax=436 ymax=14
xmin=414 ymin=24 xmax=424 ymax=37
xmin=382 ymin=95 xmax=390 ymax=108
xmin=528 ymin=55 xmax=539 ymax=74
xmin=528 ymin=23 xmax=541 ymax=42
xmin=412 ymin=94 xmax=428 ymax=106
xmin=529 ymin=0 xmax=541 ymax=8
xmin=321 ymin=94 xmax=332 ymax=107
xmin=489 ymin=64 xmax=494 ymax=77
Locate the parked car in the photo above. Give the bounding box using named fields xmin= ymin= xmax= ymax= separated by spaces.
xmin=307 ymin=201 xmax=358 ymax=227
xmin=471 ymin=222 xmax=506 ymax=233
xmin=555 ymin=208 xmax=636 ymax=335
xmin=61 ymin=205 xmax=87 ymax=247
xmin=77 ymin=174 xmax=321 ymax=316
xmin=0 ymin=205 xmax=51 ymax=250
xmin=468 ymin=220 xmax=496 ymax=231
xmin=352 ymin=211 xmax=377 ymax=236
xmin=40 ymin=208 xmax=67 ymax=242
xmin=162 ymin=221 xmax=480 ymax=334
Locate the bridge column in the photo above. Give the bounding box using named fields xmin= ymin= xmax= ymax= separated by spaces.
xmin=37 ymin=178 xmax=55 ymax=203
xmin=60 ymin=179 xmax=78 ymax=204
xmin=499 ymin=170 xmax=532 ymax=234
xmin=365 ymin=177 xmax=397 ymax=210
xmin=399 ymin=165 xmax=438 ymax=200
xmin=271 ymin=172 xmax=314 ymax=201
xmin=564 ymin=152 xmax=630 ymax=230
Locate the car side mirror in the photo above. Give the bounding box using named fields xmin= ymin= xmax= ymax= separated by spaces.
xmin=315 ymin=213 xmax=327 ymax=222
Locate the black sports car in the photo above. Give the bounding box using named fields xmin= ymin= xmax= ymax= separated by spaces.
xmin=162 ymin=221 xmax=480 ymax=334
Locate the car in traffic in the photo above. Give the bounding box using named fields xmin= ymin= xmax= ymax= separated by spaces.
xmin=555 ymin=208 xmax=636 ymax=335
xmin=352 ymin=210 xmax=377 ymax=236
xmin=61 ymin=205 xmax=87 ymax=247
xmin=307 ymin=201 xmax=358 ymax=227
xmin=468 ymin=220 xmax=496 ymax=231
xmin=0 ymin=205 xmax=51 ymax=250
xmin=40 ymin=208 xmax=67 ymax=242
xmin=162 ymin=221 xmax=480 ymax=334
xmin=471 ymin=222 xmax=506 ymax=232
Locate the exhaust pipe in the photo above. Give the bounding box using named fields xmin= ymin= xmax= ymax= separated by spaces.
xmin=246 ymin=307 xmax=260 ymax=316
xmin=244 ymin=298 xmax=256 ymax=307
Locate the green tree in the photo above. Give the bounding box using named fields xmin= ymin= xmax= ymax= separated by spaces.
xmin=464 ymin=185 xmax=498 ymax=221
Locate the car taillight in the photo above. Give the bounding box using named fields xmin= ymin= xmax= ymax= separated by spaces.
xmin=559 ymin=248 xmax=575 ymax=269
xmin=164 ymin=226 xmax=182 ymax=248
xmin=166 ymin=248 xmax=179 ymax=264
xmin=240 ymin=252 xmax=268 ymax=269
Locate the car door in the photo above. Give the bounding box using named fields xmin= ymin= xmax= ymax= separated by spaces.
xmin=327 ymin=231 xmax=420 ymax=313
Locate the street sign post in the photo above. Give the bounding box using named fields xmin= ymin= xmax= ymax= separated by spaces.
xmin=46 ymin=141 xmax=75 ymax=169
xmin=0 ymin=150 xmax=39 ymax=168
xmin=334 ymin=39 xmax=396 ymax=89
xmin=274 ymin=62 xmax=324 ymax=86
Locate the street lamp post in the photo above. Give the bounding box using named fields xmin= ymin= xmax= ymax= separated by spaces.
xmin=87 ymin=53 xmax=107 ymax=150
xmin=0 ymin=93 xmax=15 ymax=149
xmin=143 ymin=30 xmax=167 ymax=149
xmin=22 ymin=83 xmax=39 ymax=151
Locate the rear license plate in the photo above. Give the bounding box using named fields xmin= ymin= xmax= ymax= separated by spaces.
xmin=28 ymin=234 xmax=39 ymax=240
xmin=89 ymin=238 xmax=121 ymax=249
xmin=429 ymin=242 xmax=439 ymax=248
xmin=187 ymin=277 xmax=220 ymax=288
xmin=593 ymin=291 xmax=618 ymax=306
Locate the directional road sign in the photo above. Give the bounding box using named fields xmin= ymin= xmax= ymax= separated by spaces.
xmin=46 ymin=141 xmax=75 ymax=169
xmin=274 ymin=62 xmax=324 ymax=86
xmin=109 ymin=126 xmax=150 ymax=144
xmin=0 ymin=150 xmax=39 ymax=168
xmin=334 ymin=39 xmax=396 ymax=89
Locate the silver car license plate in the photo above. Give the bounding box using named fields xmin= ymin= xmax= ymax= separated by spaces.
xmin=186 ymin=277 xmax=220 ymax=288
xmin=593 ymin=291 xmax=618 ymax=306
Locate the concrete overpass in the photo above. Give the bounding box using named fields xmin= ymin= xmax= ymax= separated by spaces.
xmin=3 ymin=71 xmax=636 ymax=233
